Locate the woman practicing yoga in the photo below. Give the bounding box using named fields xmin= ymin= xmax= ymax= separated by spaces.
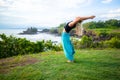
xmin=61 ymin=15 xmax=95 ymax=62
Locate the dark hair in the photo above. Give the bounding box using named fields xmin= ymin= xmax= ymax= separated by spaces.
xmin=75 ymin=21 xmax=83 ymax=36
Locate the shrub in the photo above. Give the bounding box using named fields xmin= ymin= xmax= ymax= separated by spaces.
xmin=104 ymin=37 xmax=120 ymax=48
xmin=80 ymin=35 xmax=93 ymax=48
xmin=72 ymin=36 xmax=120 ymax=49
xmin=34 ymin=40 xmax=44 ymax=53
xmin=71 ymin=38 xmax=81 ymax=49
xmin=0 ymin=34 xmax=62 ymax=58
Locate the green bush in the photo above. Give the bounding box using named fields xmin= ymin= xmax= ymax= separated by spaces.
xmin=104 ymin=37 xmax=120 ymax=48
xmin=80 ymin=35 xmax=93 ymax=48
xmin=109 ymin=32 xmax=120 ymax=39
xmin=72 ymin=36 xmax=93 ymax=49
xmin=43 ymin=40 xmax=62 ymax=51
xmin=34 ymin=40 xmax=44 ymax=53
xmin=72 ymin=36 xmax=120 ymax=49
xmin=71 ymin=38 xmax=81 ymax=49
xmin=0 ymin=34 xmax=62 ymax=58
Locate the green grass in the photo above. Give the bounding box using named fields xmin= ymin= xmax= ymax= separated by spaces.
xmin=0 ymin=49 xmax=120 ymax=80
xmin=88 ymin=28 xmax=120 ymax=33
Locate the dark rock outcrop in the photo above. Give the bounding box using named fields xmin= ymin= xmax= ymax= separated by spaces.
xmin=19 ymin=27 xmax=38 ymax=35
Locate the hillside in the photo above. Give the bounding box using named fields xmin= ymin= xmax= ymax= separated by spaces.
xmin=0 ymin=49 xmax=120 ymax=80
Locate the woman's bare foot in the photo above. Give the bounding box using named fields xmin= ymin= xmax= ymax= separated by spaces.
xmin=67 ymin=60 xmax=74 ymax=63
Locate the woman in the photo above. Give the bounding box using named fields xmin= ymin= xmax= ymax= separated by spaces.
xmin=61 ymin=15 xmax=95 ymax=62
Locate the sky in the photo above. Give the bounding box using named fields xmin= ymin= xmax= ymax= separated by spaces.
xmin=0 ymin=0 xmax=120 ymax=28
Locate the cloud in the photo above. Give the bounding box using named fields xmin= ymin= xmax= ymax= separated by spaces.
xmin=0 ymin=0 xmax=93 ymax=27
xmin=0 ymin=0 xmax=14 ymax=7
xmin=101 ymin=13 xmax=120 ymax=18
xmin=100 ymin=8 xmax=120 ymax=19
xmin=0 ymin=0 xmax=5 ymax=6
xmin=109 ymin=8 xmax=120 ymax=13
xmin=101 ymin=0 xmax=112 ymax=4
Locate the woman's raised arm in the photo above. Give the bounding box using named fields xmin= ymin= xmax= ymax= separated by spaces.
xmin=68 ymin=15 xmax=95 ymax=27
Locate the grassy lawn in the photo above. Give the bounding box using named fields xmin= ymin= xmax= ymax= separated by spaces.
xmin=0 ymin=49 xmax=120 ymax=80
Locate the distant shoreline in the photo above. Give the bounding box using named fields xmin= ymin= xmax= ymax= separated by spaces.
xmin=0 ymin=29 xmax=61 ymax=43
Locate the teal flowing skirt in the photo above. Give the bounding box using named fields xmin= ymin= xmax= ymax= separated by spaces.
xmin=61 ymin=32 xmax=75 ymax=60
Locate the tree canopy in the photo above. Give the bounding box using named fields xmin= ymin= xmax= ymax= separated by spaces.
xmin=83 ymin=19 xmax=120 ymax=29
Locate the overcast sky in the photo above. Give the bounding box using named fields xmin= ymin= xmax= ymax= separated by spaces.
xmin=0 ymin=0 xmax=120 ymax=28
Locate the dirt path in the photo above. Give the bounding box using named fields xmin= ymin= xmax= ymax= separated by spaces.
xmin=0 ymin=56 xmax=39 ymax=74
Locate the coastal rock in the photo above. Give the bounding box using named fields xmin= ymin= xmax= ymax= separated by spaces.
xmin=19 ymin=27 xmax=38 ymax=35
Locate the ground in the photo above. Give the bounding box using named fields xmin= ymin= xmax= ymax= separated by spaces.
xmin=0 ymin=49 xmax=120 ymax=80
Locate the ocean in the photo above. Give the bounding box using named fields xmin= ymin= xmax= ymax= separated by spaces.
xmin=0 ymin=29 xmax=61 ymax=43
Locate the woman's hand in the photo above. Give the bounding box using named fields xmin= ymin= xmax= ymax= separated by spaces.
xmin=90 ymin=15 xmax=95 ymax=19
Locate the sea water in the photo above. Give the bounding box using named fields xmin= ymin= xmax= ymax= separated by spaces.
xmin=0 ymin=29 xmax=61 ymax=43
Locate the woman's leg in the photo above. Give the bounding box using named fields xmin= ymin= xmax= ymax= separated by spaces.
xmin=61 ymin=32 xmax=75 ymax=61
